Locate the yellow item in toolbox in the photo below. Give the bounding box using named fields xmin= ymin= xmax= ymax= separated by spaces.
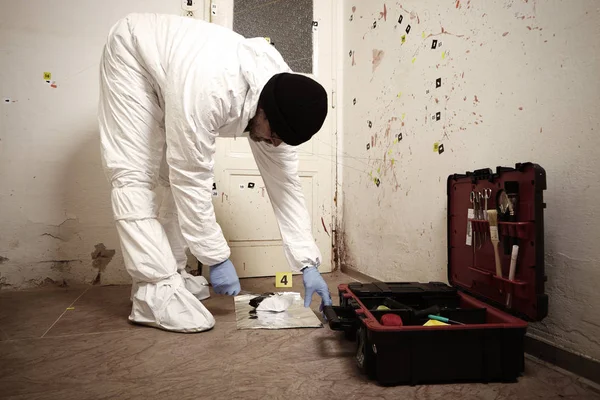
xmin=424 ymin=319 xmax=449 ymax=326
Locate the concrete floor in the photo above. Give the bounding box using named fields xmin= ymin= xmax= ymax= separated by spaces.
xmin=0 ymin=271 xmax=598 ymax=400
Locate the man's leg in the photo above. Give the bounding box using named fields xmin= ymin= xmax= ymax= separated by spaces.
xmin=98 ymin=18 xmax=214 ymax=332
xmin=157 ymin=159 xmax=210 ymax=300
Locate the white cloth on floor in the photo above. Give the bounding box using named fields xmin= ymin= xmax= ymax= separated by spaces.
xmin=256 ymin=293 xmax=295 ymax=312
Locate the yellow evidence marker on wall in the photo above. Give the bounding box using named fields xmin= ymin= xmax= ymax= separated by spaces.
xmin=275 ymin=272 xmax=292 ymax=288
xmin=43 ymin=72 xmax=51 ymax=81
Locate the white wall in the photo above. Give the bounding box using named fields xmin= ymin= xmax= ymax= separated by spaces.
xmin=0 ymin=1 xmax=186 ymax=289
xmin=339 ymin=0 xmax=600 ymax=361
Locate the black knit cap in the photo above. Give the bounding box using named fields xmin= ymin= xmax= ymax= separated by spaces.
xmin=258 ymin=73 xmax=328 ymax=146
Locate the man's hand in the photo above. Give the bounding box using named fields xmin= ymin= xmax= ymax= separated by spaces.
xmin=209 ymin=259 xmax=241 ymax=296
xmin=302 ymin=266 xmax=332 ymax=308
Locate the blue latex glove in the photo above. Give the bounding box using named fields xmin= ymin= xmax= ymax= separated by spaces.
xmin=209 ymin=259 xmax=241 ymax=296
xmin=302 ymin=266 xmax=332 ymax=308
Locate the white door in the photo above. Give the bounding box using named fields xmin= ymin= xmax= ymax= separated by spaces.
xmin=204 ymin=0 xmax=336 ymax=278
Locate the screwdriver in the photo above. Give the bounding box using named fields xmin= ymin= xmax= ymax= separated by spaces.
xmin=427 ymin=314 xmax=465 ymax=325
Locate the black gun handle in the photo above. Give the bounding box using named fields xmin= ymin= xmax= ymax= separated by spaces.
xmin=323 ymin=306 xmax=342 ymax=330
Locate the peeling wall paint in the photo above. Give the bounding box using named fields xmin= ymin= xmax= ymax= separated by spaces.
xmin=340 ymin=0 xmax=600 ymax=360
xmin=0 ymin=1 xmax=180 ymax=290
xmin=91 ymin=243 xmax=116 ymax=285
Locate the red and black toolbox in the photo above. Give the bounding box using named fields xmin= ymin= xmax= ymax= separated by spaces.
xmin=324 ymin=162 xmax=548 ymax=385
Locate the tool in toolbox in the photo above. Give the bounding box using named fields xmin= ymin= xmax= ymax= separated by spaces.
xmin=427 ymin=314 xmax=465 ymax=325
xmin=323 ymin=163 xmax=548 ymax=386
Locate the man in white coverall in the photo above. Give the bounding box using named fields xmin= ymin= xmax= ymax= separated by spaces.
xmin=98 ymin=13 xmax=332 ymax=332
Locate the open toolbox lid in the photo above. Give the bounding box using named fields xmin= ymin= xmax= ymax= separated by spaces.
xmin=447 ymin=162 xmax=548 ymax=321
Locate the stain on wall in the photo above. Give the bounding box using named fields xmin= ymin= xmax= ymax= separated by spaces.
xmin=91 ymin=243 xmax=116 ymax=285
xmin=340 ymin=0 xmax=600 ymax=361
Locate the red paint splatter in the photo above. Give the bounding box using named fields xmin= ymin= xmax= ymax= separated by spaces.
xmin=527 ymin=26 xmax=532 ymax=30
xmin=401 ymin=121 xmax=405 ymax=126
xmin=372 ymin=49 xmax=385 ymax=72
xmin=379 ymin=4 xmax=387 ymax=21
xmin=50 ymin=83 xmax=57 ymax=88
xmin=461 ymin=72 xmax=465 ymax=78
xmin=503 ymin=32 xmax=509 ymax=37
xmin=456 ymin=0 xmax=461 ymax=8
xmin=474 ymin=95 xmax=479 ymax=102
xmin=482 ymin=13 xmax=487 ymax=17
xmin=518 ymin=107 xmax=523 ymax=110
xmin=371 ymin=135 xmax=374 ymax=147
xmin=321 ymin=217 xmax=330 ymax=237
xmin=441 ymin=27 xmax=446 ymax=33
xmin=352 ymin=6 xmax=356 ymax=12
xmin=475 ymin=122 xmax=479 ymax=125
xmin=464 ymin=96 xmax=467 ymax=101
xmin=540 ymin=127 xmax=543 ymax=133
xmin=435 ymin=98 xmax=439 ymax=104
xmin=466 ymin=50 xmax=470 ymax=53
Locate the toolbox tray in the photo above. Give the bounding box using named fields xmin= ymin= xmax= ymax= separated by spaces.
xmin=324 ymin=162 xmax=548 ymax=386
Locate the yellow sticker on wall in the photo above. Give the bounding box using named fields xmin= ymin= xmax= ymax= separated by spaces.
xmin=264 ymin=37 xmax=271 ymax=43
xmin=402 ymin=113 xmax=406 ymax=120
xmin=442 ymin=51 xmax=446 ymax=60
xmin=412 ymin=57 xmax=416 ymax=64
xmin=43 ymin=72 xmax=51 ymax=81
xmin=422 ymin=31 xmax=426 ymax=38
xmin=275 ymin=272 xmax=292 ymax=288
xmin=397 ymin=92 xmax=402 ymax=98
xmin=433 ymin=142 xmax=440 ymax=152
xmin=401 ymin=35 xmax=406 ymax=44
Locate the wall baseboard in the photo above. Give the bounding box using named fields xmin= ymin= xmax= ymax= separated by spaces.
xmin=340 ymin=265 xmax=381 ymax=283
xmin=524 ymin=335 xmax=600 ymax=385
xmin=338 ymin=266 xmax=600 ymax=385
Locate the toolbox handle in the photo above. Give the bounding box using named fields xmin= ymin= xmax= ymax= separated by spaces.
xmin=323 ymin=306 xmax=342 ymax=330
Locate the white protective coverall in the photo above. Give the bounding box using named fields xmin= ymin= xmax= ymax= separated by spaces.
xmin=98 ymin=13 xmax=322 ymax=332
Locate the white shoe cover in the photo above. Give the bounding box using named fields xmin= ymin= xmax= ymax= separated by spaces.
xmin=179 ymin=269 xmax=210 ymax=301
xmin=129 ymin=275 xmax=215 ymax=332
xmin=131 ymin=271 xmax=210 ymax=302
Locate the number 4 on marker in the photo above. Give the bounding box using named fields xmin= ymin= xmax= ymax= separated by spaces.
xmin=276 ymin=272 xmax=293 ymax=288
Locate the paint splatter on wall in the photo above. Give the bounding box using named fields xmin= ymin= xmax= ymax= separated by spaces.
xmin=372 ymin=49 xmax=385 ymax=72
